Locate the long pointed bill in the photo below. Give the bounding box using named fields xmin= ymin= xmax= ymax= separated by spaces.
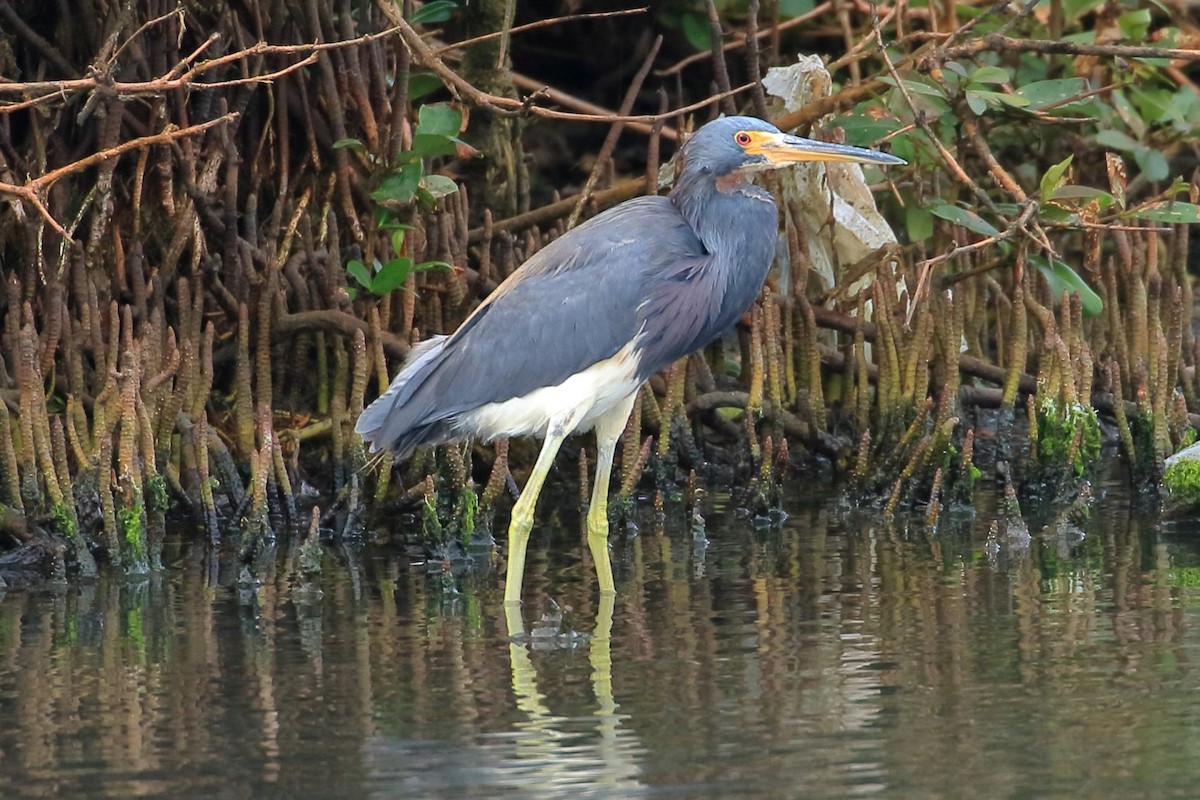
xmin=748 ymin=131 xmax=906 ymax=166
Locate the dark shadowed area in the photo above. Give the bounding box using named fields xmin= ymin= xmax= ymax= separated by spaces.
xmin=1 ymin=483 xmax=1199 ymax=800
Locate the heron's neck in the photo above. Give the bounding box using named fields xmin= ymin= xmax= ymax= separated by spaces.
xmin=670 ymin=171 xmax=778 ymax=282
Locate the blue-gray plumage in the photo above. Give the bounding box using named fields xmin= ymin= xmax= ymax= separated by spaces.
xmin=356 ymin=116 xmax=903 ymax=625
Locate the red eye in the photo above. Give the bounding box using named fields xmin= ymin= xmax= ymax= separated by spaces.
xmin=735 ymin=132 xmax=752 ymax=146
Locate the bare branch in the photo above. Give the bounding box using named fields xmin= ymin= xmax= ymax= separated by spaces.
xmin=435 ymin=8 xmax=648 ymax=56
xmin=0 ymin=113 xmax=238 ymax=241
xmin=0 ymin=27 xmax=403 ymax=111
xmin=939 ymin=34 xmax=1200 ymax=63
xmin=31 ymin=113 xmax=238 ymax=192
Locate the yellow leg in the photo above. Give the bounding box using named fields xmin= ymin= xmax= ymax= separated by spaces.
xmin=586 ymin=393 xmax=638 ymax=596
xmin=505 ymin=427 xmax=568 ymax=609
xmin=590 ymin=591 xmax=616 ymax=708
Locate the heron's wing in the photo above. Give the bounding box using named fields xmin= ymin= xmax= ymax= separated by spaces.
xmin=631 ymin=206 xmax=776 ymax=381
xmin=356 ymin=196 xmax=707 ymax=453
xmin=629 ymin=257 xmax=727 ymax=382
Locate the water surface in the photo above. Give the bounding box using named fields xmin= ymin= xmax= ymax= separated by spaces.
xmin=1 ymin=482 xmax=1199 ymax=799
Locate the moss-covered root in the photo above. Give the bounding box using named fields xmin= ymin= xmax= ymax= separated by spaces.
xmin=1165 ymin=454 xmax=1200 ymax=511
xmin=476 ymin=438 xmax=511 ymax=538
xmin=1035 ymin=398 xmax=1101 ymax=490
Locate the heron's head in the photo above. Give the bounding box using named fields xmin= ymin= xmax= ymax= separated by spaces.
xmin=679 ymin=116 xmax=905 ymax=180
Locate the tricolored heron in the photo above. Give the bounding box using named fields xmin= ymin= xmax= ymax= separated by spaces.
xmin=356 ymin=116 xmax=903 ymax=610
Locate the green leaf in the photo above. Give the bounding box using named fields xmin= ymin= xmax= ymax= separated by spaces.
xmin=410 ymin=0 xmax=457 ymax=25
xmin=370 ymin=258 xmax=413 ymax=295
xmin=1051 ymin=185 xmax=1116 ymax=209
xmin=414 ymin=260 xmax=452 ymax=273
xmin=1117 ymin=8 xmax=1151 ymax=40
xmin=1094 ymin=129 xmax=1138 ymax=152
xmin=680 ymin=12 xmax=711 ymax=51
xmin=421 ymin=174 xmax=459 ymax=199
xmin=883 ymin=79 xmax=951 ymax=120
xmin=993 ymin=93 xmax=1030 ymax=108
xmin=408 ymin=73 xmax=444 ymax=103
xmin=414 ymin=186 xmax=437 ymax=213
xmin=1030 ymin=255 xmax=1103 ymax=316
xmin=970 ymin=65 xmax=1010 ymax=85
xmin=832 ymin=112 xmax=900 ymax=145
xmin=1166 ymin=177 xmax=1193 ymax=196
xmin=1111 ymin=89 xmax=1145 ymax=138
xmin=1134 ymin=147 xmax=1169 ymax=182
xmin=1016 ymin=78 xmax=1088 ymax=110
xmin=1063 ymin=0 xmax=1104 ymax=20
xmin=346 ymin=259 xmax=372 ymax=290
xmin=965 ymin=90 xmax=988 ymax=116
xmin=965 ymin=89 xmax=1029 ymax=112
xmin=1164 ymin=89 xmax=1200 ymax=132
xmin=1040 ymin=155 xmax=1073 ymax=201
xmin=391 ymin=227 xmax=406 ymax=255
xmin=906 ymin=203 xmax=934 ymax=242
xmin=880 ymin=74 xmax=947 ymax=99
xmin=409 ymin=133 xmax=459 ymax=160
xmin=929 ymin=204 xmax=1000 ymax=237
xmin=416 ymin=103 xmax=463 ymax=138
xmin=778 ymin=0 xmax=815 ymax=16
xmin=1129 ymin=202 xmax=1200 ymax=224
xmin=1130 ymin=85 xmax=1174 ymax=123
xmin=1039 ymin=204 xmax=1080 ymax=224
xmin=944 ymin=61 xmax=970 ymax=79
xmin=371 ymin=163 xmax=422 ymax=205
xmin=332 ymin=138 xmax=365 ymax=151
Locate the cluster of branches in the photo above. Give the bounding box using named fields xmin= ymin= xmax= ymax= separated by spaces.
xmin=0 ymin=0 xmax=1197 ymax=569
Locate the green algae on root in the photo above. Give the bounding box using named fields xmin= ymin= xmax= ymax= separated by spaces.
xmin=1036 ymin=399 xmax=1101 ymax=481
xmin=1164 ymin=454 xmax=1200 ymax=509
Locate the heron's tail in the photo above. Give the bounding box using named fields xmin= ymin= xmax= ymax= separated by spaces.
xmin=355 ymin=335 xmax=452 ymax=456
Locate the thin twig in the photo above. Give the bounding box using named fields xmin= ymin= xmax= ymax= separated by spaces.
xmin=745 ymin=0 xmax=769 ymax=119
xmin=32 ymin=113 xmax=238 ymax=191
xmin=772 ymin=79 xmax=887 ymax=132
xmin=527 ymin=84 xmax=753 ymax=125
xmin=0 ymin=113 xmax=238 ymax=239
xmin=0 ymin=30 xmax=394 ymax=109
xmin=184 ymin=55 xmax=319 ymax=90
xmin=568 ymin=36 xmax=663 ymax=229
xmin=435 ymin=8 xmax=648 ymax=55
xmin=657 ymin=3 xmax=832 ymax=76
xmin=497 ymin=0 xmax=517 ymax=69
xmin=468 ymin=181 xmax=646 ymax=242
xmin=940 ymin=34 xmax=1200 ymax=63
xmin=917 ymin=200 xmax=1038 ymax=280
xmin=379 ymin=0 xmax=752 ymax=128
xmin=826 ymin=5 xmax=895 ymax=73
xmin=832 ymin=0 xmax=862 ymax=85
xmin=704 ymin=0 xmax=738 ymax=116
xmin=868 ymin=9 xmax=996 ymax=214
xmin=111 ymin=6 xmax=187 ymax=65
xmin=959 ymin=92 xmax=1059 ymax=261
xmin=510 ymin=72 xmax=678 ymax=140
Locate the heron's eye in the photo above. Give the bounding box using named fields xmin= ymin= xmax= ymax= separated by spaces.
xmin=735 ymin=131 xmax=753 ymax=146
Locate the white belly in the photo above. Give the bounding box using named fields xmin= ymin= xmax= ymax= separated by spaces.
xmin=454 ymin=341 xmax=642 ymax=441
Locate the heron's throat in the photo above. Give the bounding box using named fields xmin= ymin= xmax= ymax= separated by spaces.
xmin=670 ymin=170 xmax=777 ymax=264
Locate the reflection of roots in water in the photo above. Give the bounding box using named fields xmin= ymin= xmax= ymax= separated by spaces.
xmin=506 ymin=592 xmax=642 ymax=793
